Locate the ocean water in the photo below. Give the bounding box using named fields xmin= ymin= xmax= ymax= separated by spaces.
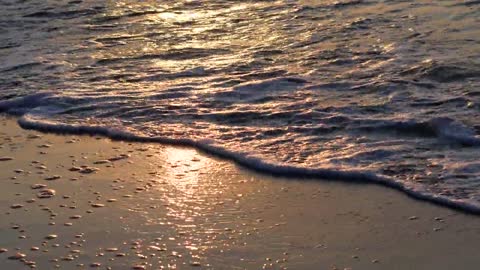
xmin=1 ymin=0 xmax=480 ymax=212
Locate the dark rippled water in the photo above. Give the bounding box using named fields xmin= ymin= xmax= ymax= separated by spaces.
xmin=1 ymin=0 xmax=480 ymax=211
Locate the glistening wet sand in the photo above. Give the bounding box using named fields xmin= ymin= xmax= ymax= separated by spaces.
xmin=1 ymin=116 xmax=480 ymax=270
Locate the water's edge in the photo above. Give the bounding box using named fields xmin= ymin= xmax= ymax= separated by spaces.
xmin=4 ymin=114 xmax=477 ymax=216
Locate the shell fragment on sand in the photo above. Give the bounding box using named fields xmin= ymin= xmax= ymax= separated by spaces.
xmin=8 ymin=253 xmax=26 ymax=260
xmin=80 ymin=167 xmax=99 ymax=174
xmin=108 ymin=154 xmax=130 ymax=161
xmin=44 ymin=175 xmax=61 ymax=181
xmin=37 ymin=189 xmax=56 ymax=199
xmin=93 ymin=160 xmax=111 ymax=164
xmin=45 ymin=234 xmax=57 ymax=240
xmin=10 ymin=204 xmax=24 ymax=209
xmin=31 ymin=184 xmax=47 ymax=189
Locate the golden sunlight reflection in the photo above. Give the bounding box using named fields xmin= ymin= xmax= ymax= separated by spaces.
xmin=162 ymin=147 xmax=206 ymax=195
xmin=140 ymin=146 xmax=240 ymax=255
xmin=93 ymin=1 xmax=290 ymax=74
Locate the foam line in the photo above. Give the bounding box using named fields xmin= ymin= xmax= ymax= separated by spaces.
xmin=15 ymin=114 xmax=480 ymax=216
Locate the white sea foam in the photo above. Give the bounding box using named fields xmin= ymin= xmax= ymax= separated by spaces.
xmin=7 ymin=98 xmax=480 ymax=215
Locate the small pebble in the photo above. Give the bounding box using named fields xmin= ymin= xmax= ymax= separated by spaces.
xmin=93 ymin=160 xmax=110 ymax=164
xmin=8 ymin=253 xmax=26 ymax=260
xmin=37 ymin=189 xmax=56 ymax=199
xmin=61 ymin=255 xmax=75 ymax=261
xmin=24 ymin=260 xmax=37 ymax=266
xmin=31 ymin=184 xmax=47 ymax=190
xmin=38 ymin=144 xmax=51 ymax=148
xmin=45 ymin=175 xmax=61 ymax=181
xmin=45 ymin=234 xmax=58 ymax=240
xmin=79 ymin=167 xmax=99 ymax=174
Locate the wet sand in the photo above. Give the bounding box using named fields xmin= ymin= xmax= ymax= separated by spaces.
xmin=1 ymin=116 xmax=480 ymax=270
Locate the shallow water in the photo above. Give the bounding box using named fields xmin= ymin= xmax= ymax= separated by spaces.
xmin=1 ymin=0 xmax=480 ymax=210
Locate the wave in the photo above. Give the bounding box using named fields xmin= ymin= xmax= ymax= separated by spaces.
xmin=15 ymin=113 xmax=480 ymax=215
xmin=0 ymin=93 xmax=479 ymax=215
xmin=23 ymin=7 xmax=105 ymax=19
xmin=0 ymin=92 xmax=55 ymax=115
xmin=2 ymin=92 xmax=479 ymax=144
xmin=356 ymin=117 xmax=480 ymax=146
xmin=400 ymin=60 xmax=480 ymax=83
xmin=94 ymin=48 xmax=232 ymax=65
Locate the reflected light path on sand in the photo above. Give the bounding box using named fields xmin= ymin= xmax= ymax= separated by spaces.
xmin=127 ymin=146 xmax=250 ymax=265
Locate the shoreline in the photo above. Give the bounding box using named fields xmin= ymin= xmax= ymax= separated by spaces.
xmin=14 ymin=116 xmax=480 ymax=216
xmin=1 ymin=116 xmax=480 ymax=269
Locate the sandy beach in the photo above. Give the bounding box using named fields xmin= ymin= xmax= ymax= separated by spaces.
xmin=0 ymin=116 xmax=479 ymax=270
